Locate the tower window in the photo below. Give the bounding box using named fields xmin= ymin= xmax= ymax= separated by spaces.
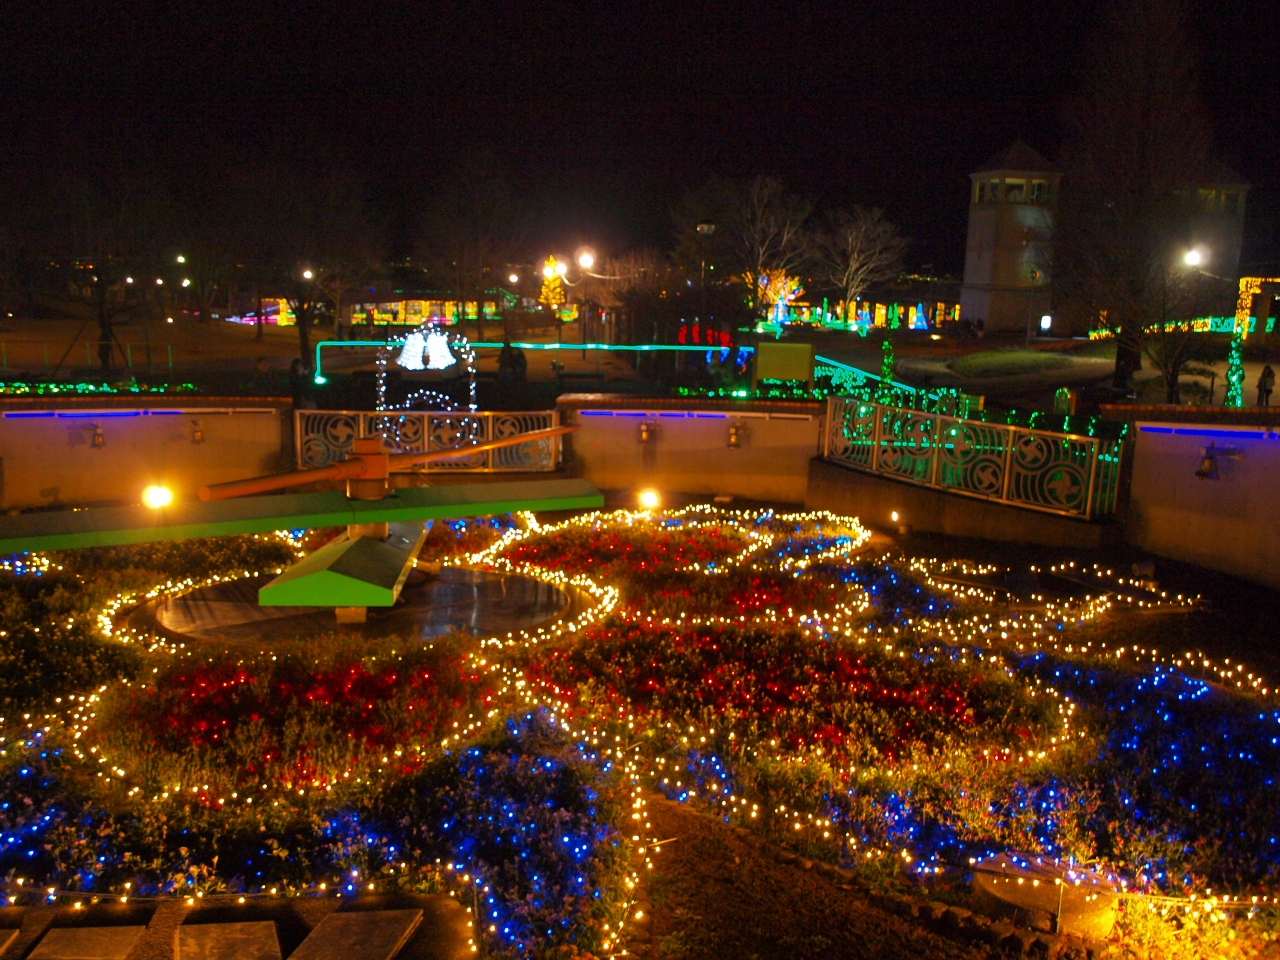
xmin=975 ymin=182 xmax=986 ymax=203
xmin=1031 ymin=180 xmax=1050 ymax=202
xmin=1222 ymin=192 xmax=1241 ymax=216
xmin=1004 ymin=179 xmax=1026 ymax=202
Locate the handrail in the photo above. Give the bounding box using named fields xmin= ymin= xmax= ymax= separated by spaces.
xmin=824 ymin=396 xmax=1123 ymax=519
xmin=200 ymin=425 xmax=577 ymax=501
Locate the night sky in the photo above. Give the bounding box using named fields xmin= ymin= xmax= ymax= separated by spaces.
xmin=2 ymin=0 xmax=1277 ymax=273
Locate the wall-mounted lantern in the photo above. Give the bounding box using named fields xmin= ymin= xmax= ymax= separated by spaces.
xmin=639 ymin=420 xmax=657 ymax=444
xmin=90 ymin=424 xmax=105 ymax=448
xmin=1195 ymin=442 xmax=1242 ymax=480
xmin=191 ymin=419 xmax=204 ymax=444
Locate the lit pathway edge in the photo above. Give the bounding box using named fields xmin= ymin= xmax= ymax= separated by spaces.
xmin=0 ymin=479 xmax=604 ymax=553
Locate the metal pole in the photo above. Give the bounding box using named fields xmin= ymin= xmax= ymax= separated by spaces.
xmin=167 ymin=344 xmax=173 ymax=374
xmin=44 ymin=344 xmax=48 ymax=371
xmin=86 ymin=342 xmax=91 ymax=368
xmin=1 ymin=342 xmax=6 ymax=371
xmin=125 ymin=343 xmax=132 ymax=369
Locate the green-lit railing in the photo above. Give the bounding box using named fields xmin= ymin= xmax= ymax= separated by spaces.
xmin=824 ymin=396 xmax=1123 ymax=520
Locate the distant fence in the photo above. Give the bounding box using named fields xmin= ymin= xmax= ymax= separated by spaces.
xmin=0 ymin=340 xmax=177 ymax=374
xmin=295 ymin=410 xmax=562 ymax=473
xmin=824 ymin=396 xmax=1123 ymax=519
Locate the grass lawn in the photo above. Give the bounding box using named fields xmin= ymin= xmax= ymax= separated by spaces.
xmin=948 ymin=350 xmax=1072 ymax=379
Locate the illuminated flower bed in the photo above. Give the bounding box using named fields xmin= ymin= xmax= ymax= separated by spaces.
xmin=0 ymin=529 xmax=633 ymax=960
xmin=5 ymin=508 xmax=1280 ymax=956
xmin=472 ymin=507 xmax=1280 ymax=943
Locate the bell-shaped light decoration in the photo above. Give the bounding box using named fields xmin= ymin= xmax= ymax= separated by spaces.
xmin=395 ymin=331 xmax=427 ymax=371
xmin=424 ymin=329 xmax=457 ymax=370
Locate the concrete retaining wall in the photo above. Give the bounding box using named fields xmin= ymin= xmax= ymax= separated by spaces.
xmin=806 ymin=457 xmax=1112 ymax=548
xmin=0 ymin=405 xmax=290 ymax=510
xmin=1126 ymin=422 xmax=1280 ymax=590
xmin=563 ymin=406 xmax=821 ymax=504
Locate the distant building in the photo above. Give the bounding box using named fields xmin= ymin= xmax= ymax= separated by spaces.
xmin=1187 ymin=164 xmax=1250 ymax=280
xmin=960 ymin=140 xmax=1060 ymax=336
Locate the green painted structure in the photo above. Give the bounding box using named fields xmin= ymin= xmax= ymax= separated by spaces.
xmin=0 ymin=479 xmax=602 ymax=554
xmin=259 ymin=522 xmax=427 ymax=607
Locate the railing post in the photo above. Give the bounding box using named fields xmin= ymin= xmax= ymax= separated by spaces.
xmin=824 ymin=397 xmax=834 ymax=458
xmin=293 ymin=410 xmax=303 ymax=469
xmin=1084 ymin=438 xmax=1100 ymax=521
xmin=1001 ymin=426 xmax=1016 ymax=502
xmin=870 ymin=401 xmax=882 ymax=472
xmin=928 ymin=413 xmax=941 ymax=487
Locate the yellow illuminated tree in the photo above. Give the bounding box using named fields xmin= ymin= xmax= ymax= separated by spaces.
xmin=539 ymin=257 xmax=565 ymax=315
xmin=755 ymin=269 xmax=803 ymax=323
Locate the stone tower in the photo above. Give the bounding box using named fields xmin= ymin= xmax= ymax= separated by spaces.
xmin=960 ymin=141 xmax=1061 ymax=336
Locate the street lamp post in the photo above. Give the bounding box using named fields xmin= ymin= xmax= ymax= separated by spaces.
xmin=697 ymin=221 xmax=716 ymax=329
xmin=1183 ymin=248 xmax=1244 ymax=406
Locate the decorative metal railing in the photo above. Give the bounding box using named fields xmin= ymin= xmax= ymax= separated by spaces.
xmin=295 ymin=410 xmax=562 ymax=473
xmin=824 ymin=397 xmax=1123 ymax=519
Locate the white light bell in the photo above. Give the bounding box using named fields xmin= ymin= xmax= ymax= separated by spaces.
xmin=395 ymin=331 xmax=427 ymax=370
xmin=425 ymin=330 xmax=457 ymax=370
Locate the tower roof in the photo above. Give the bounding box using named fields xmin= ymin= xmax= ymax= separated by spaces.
xmin=975 ymin=140 xmax=1059 ymax=175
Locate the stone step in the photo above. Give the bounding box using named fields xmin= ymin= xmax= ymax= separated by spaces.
xmin=29 ymin=925 xmax=146 ymax=959
xmin=176 ymin=920 xmax=282 ymax=960
xmin=288 ymin=910 xmax=423 ymax=960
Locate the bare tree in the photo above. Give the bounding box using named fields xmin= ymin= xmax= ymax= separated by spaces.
xmin=729 ymin=177 xmax=812 ymax=296
xmin=1054 ymin=0 xmax=1215 ymax=397
xmin=818 ymin=207 xmax=909 ymax=318
xmin=267 ymin=172 xmax=386 ymax=366
xmin=32 ymin=170 xmax=168 ymax=372
xmin=419 ymin=167 xmax=528 ymax=340
xmin=673 ymin=177 xmax=812 ymax=316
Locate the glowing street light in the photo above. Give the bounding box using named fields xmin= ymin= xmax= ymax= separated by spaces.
xmin=155 ymin=278 xmax=164 ymax=285
xmin=142 ymin=485 xmax=174 ymax=509
xmin=577 ymin=251 xmax=595 ymax=270
xmin=181 ymin=278 xmax=191 ymax=287
xmin=555 ymin=261 xmax=567 ymax=277
xmin=125 ymin=276 xmax=133 ymax=284
xmin=1184 ymin=249 xmax=1203 ymax=267
xmin=508 ymin=273 xmax=519 ymax=284
xmin=638 ymin=489 xmax=661 ymax=510
xmin=302 ymin=269 xmax=314 ymax=280
xmin=176 ymin=255 xmax=186 ymax=264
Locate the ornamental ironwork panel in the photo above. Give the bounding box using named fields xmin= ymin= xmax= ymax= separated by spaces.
xmin=295 ymin=410 xmax=559 ymax=473
xmin=935 ymin=417 xmax=1010 ymax=498
xmin=826 ymin=398 xmax=877 ymax=469
xmin=876 ymin=407 xmax=937 ymax=484
xmin=823 ymin=397 xmax=1120 ymax=519
xmin=1005 ymin=432 xmax=1096 ymax=515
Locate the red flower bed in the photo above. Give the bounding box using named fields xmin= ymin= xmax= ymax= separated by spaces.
xmin=531 ymin=621 xmax=1034 ymax=763
xmin=504 ymin=523 xmax=750 ymax=577
xmin=101 ymin=642 xmax=496 ymax=794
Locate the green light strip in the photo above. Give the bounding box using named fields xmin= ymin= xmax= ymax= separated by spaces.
xmin=312 ymin=340 xmax=753 ymax=383
xmin=813 ymin=353 xmax=939 ymax=399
